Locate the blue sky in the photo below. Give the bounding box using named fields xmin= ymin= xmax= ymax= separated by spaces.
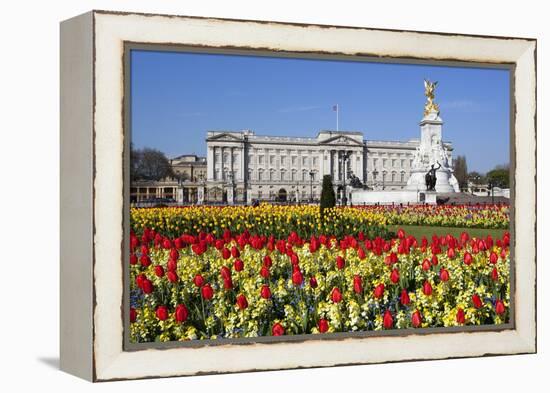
xmin=131 ymin=50 xmax=510 ymax=174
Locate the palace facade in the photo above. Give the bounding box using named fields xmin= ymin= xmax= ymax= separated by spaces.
xmin=205 ymin=130 xmax=453 ymax=203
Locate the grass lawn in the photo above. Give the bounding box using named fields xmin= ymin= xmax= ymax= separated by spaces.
xmin=387 ymin=224 xmax=508 ymax=240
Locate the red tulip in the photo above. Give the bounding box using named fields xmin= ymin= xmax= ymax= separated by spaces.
xmin=130 ymin=307 xmax=137 ymax=323
xmin=201 ymin=284 xmax=214 ymax=300
xmin=154 ymin=265 xmax=165 ymax=277
xmin=162 ymin=239 xmax=172 ymax=249
xmin=447 ymin=247 xmax=456 ymax=259
xmin=263 ymin=255 xmax=273 ymax=268
xmin=142 ymin=278 xmax=154 ymax=294
xmin=495 ymin=300 xmax=506 ymax=315
xmin=439 ymin=268 xmax=450 ymax=282
xmin=156 ymin=305 xmax=168 ymax=321
xmin=272 ymin=322 xmax=285 ymax=336
xmin=292 ymin=270 xmax=303 ymax=286
xmin=140 ymin=255 xmax=151 ymax=267
xmin=167 ymin=258 xmax=177 ymax=272
xmin=390 ymin=268 xmax=400 ymax=284
xmin=331 ymin=287 xmax=343 ymax=303
xmin=193 ymin=274 xmax=205 ymax=287
xmin=231 ymin=246 xmax=240 ymax=258
xmin=290 ymin=253 xmax=299 ymax=265
xmin=169 ymin=248 xmax=179 ymax=260
xmin=456 ymin=308 xmax=466 ymax=324
xmin=175 ymin=304 xmax=189 ymax=323
xmin=129 ymin=254 xmax=138 ymax=265
xmin=353 ymin=275 xmax=363 ymax=294
xmin=167 ymin=271 xmax=178 ymax=283
xmin=400 ymin=289 xmax=411 ymax=306
xmin=234 ymin=259 xmax=244 ymax=272
xmin=422 ymin=281 xmax=433 ymax=296
xmin=357 ymin=247 xmax=366 ymax=260
xmin=374 ymin=283 xmax=385 ymax=299
xmin=383 ymin=310 xmax=394 ymax=329
xmin=431 ymin=254 xmax=439 ymax=266
xmin=463 ymin=252 xmax=473 ymax=265
xmin=220 ymin=265 xmax=231 ymax=280
xmin=397 ymin=228 xmax=405 ymax=239
xmin=472 ymin=294 xmax=483 ymax=309
xmin=221 ymin=247 xmax=231 ymax=259
xmin=260 ymin=265 xmax=270 ymax=278
xmin=318 ymin=319 xmax=329 ymax=333
xmin=411 ymin=310 xmax=422 ymax=328
xmin=236 ymin=294 xmax=248 ymax=310
xmin=336 ymin=255 xmax=346 ymax=270
xmin=260 ymin=285 xmax=271 ymax=299
xmin=309 ymin=276 xmax=318 ymax=289
xmin=489 ymin=251 xmax=498 ymax=264
xmin=422 ymin=258 xmax=431 ymax=271
xmin=215 ymin=239 xmax=224 ymax=250
xmin=223 ymin=277 xmax=233 ymax=290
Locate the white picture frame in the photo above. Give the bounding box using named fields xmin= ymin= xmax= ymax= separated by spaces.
xmin=60 ymin=10 xmax=536 ymax=381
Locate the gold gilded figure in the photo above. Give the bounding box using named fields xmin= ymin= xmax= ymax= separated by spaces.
xmin=423 ymin=79 xmax=440 ymax=116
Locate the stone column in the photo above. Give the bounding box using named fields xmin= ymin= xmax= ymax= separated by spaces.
xmin=207 ymin=147 xmax=214 ymax=180
xmin=240 ymin=145 xmax=245 ymax=181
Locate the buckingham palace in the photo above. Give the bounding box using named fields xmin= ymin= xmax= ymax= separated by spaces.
xmin=204 ymin=129 xmax=453 ymax=203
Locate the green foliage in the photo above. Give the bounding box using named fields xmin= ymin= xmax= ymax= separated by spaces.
xmin=453 ymin=155 xmax=468 ymax=190
xmin=320 ymin=175 xmax=336 ymax=218
xmin=486 ymin=165 xmax=510 ymax=188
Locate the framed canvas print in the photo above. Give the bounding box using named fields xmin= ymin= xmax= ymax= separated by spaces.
xmin=60 ymin=10 xmax=537 ymax=381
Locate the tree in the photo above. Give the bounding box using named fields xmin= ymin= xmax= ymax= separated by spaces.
xmin=320 ymin=175 xmax=336 ymax=218
xmin=467 ymin=171 xmax=486 ymax=185
xmin=453 ymin=155 xmax=468 ymax=191
xmin=486 ymin=164 xmax=510 ymax=188
xmin=131 ymin=146 xmax=174 ymax=181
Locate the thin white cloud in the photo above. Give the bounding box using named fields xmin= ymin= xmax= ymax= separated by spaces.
xmin=278 ymin=105 xmax=322 ymax=113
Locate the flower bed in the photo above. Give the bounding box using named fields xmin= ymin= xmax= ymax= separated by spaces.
xmin=355 ymin=204 xmax=509 ymax=229
xmin=129 ymin=227 xmax=510 ymax=343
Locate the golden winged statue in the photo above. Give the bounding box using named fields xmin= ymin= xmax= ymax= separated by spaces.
xmin=423 ymin=79 xmax=440 ymax=116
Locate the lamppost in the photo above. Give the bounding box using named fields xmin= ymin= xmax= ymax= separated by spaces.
xmin=339 ymin=151 xmax=351 ymax=206
xmin=309 ymin=170 xmax=315 ymax=202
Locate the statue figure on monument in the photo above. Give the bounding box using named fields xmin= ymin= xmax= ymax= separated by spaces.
xmin=425 ymin=162 xmax=441 ymax=191
xmin=423 ymin=79 xmax=440 ymax=116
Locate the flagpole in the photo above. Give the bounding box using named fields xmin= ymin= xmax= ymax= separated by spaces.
xmin=336 ymin=104 xmax=339 ymax=131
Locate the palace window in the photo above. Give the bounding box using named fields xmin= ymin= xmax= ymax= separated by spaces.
xmin=391 ymin=172 xmax=396 ymax=182
xmin=401 ymin=159 xmax=405 ymax=168
xmin=401 ymin=172 xmax=405 ymax=182
xmin=392 ymin=159 xmax=396 ymax=167
xmin=303 ymin=157 xmax=308 ymax=166
xmin=312 ymin=157 xmax=318 ymax=166
xmin=281 ymin=156 xmax=286 ymax=165
xmin=258 ymin=155 xmax=264 ymax=164
xmin=270 ymin=155 xmax=275 ymax=165
xmin=291 ymin=156 xmax=296 ymax=165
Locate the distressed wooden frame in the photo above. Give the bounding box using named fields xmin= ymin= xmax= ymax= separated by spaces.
xmin=60 ymin=10 xmax=537 ymax=382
